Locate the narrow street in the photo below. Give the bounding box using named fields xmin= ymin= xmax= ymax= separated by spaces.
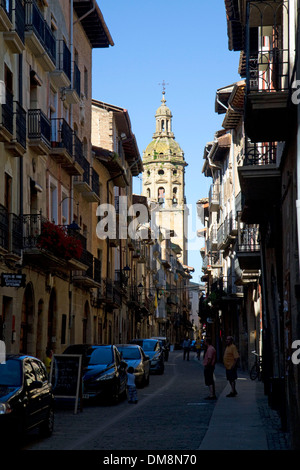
xmin=21 ymin=351 xmax=227 ymax=451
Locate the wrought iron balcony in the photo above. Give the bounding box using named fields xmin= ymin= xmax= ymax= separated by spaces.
xmin=28 ymin=109 xmax=51 ymax=154
xmin=0 ymin=89 xmax=13 ymax=142
xmin=3 ymin=0 xmax=25 ymax=53
xmin=50 ymin=39 xmax=71 ymax=88
xmin=73 ymin=249 xmax=102 ymax=288
xmin=64 ymin=61 xmax=81 ymax=104
xmin=238 ymin=139 xmax=281 ymax=222
xmin=25 ymin=0 xmax=56 ymax=71
xmin=3 ymin=99 xmax=26 ymax=156
xmin=50 ymin=119 xmax=82 ymax=175
xmin=236 ymin=223 xmax=261 ymax=270
xmin=50 ymin=118 xmax=73 ymax=155
xmin=0 ymin=206 xmax=23 ymax=258
xmin=73 ymin=151 xmax=100 ymax=203
xmin=208 ymin=184 xmax=220 ymax=211
xmin=0 ymin=0 xmax=12 ymax=31
xmin=244 ymin=0 xmax=292 ymax=142
xmin=22 ymin=213 xmax=87 ymax=270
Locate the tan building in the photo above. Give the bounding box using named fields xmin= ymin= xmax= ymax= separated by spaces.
xmin=0 ymin=0 xmax=113 ymax=358
xmin=91 ymin=99 xmax=143 ymax=343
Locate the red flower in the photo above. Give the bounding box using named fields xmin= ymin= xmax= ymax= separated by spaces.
xmin=37 ymin=221 xmax=82 ymax=260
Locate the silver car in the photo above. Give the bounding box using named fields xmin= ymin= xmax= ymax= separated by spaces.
xmin=116 ymin=344 xmax=150 ymax=387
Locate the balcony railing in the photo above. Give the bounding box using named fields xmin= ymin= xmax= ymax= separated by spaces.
xmin=243 ymin=140 xmax=277 ymax=166
xmin=1 ymin=88 xmax=13 ymax=136
xmin=0 ymin=204 xmax=9 ymax=251
xmin=51 ymin=118 xmax=73 ymax=157
xmin=0 ymin=205 xmax=23 ymax=255
xmin=73 ymin=133 xmax=85 ymax=168
xmin=22 ymin=212 xmax=47 ymax=249
xmin=28 ymin=108 xmax=51 ymax=146
xmin=91 ymin=167 xmax=100 ymax=197
xmin=0 ymin=0 xmax=12 ymax=21
xmin=57 ymin=40 xmax=71 ymax=81
xmin=237 ymin=225 xmax=260 ymax=253
xmin=246 ymin=0 xmax=289 ymax=94
xmin=13 ymin=101 xmax=26 ymax=149
xmin=209 ymin=183 xmax=220 ymax=210
xmin=14 ymin=0 xmax=25 ymax=42
xmin=25 ymin=0 xmax=56 ymax=66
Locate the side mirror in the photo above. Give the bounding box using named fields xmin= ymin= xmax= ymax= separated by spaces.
xmin=28 ymin=380 xmax=43 ymax=390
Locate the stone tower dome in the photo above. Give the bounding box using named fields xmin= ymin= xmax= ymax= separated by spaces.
xmin=142 ymin=90 xmax=188 ymax=264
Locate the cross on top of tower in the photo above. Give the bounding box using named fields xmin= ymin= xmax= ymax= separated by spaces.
xmin=158 ymin=80 xmax=169 ymax=94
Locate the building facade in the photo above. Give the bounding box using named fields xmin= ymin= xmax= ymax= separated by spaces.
xmin=198 ymin=0 xmax=300 ymax=448
xmin=0 ymin=0 xmax=114 ymax=359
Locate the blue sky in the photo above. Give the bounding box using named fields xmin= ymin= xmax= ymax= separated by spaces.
xmin=92 ymin=0 xmax=241 ymax=283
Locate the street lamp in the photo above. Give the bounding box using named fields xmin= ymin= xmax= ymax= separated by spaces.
xmin=122 ymin=265 xmax=131 ymax=285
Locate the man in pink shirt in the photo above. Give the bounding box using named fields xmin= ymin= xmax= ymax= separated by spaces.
xmin=203 ymin=337 xmax=217 ymax=400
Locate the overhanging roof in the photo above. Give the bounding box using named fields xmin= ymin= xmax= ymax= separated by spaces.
xmin=92 ymin=146 xmax=128 ymax=187
xmin=92 ymin=99 xmax=143 ymax=176
xmin=224 ymin=0 xmax=244 ymax=51
xmin=73 ymin=0 xmax=114 ymax=48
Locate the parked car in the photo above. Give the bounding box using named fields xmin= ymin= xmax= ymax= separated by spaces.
xmin=63 ymin=344 xmax=127 ymax=403
xmin=116 ymin=344 xmax=150 ymax=387
xmin=0 ymin=354 xmax=54 ymax=440
xmin=130 ymin=339 xmax=164 ymax=374
xmin=151 ymin=336 xmax=170 ymax=361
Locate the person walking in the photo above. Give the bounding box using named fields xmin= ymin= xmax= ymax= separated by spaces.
xmin=127 ymin=366 xmax=138 ymax=404
xmin=223 ymin=336 xmax=240 ymax=397
xmin=183 ymin=337 xmax=191 ymax=361
xmin=203 ymin=337 xmax=216 ymax=399
xmin=44 ymin=348 xmax=53 ymax=378
xmin=195 ymin=336 xmax=202 ymax=360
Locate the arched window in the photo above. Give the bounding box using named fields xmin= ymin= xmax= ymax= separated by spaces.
xmin=158 ymin=169 xmax=164 ymax=175
xmin=161 ymin=120 xmax=165 ymax=131
xmin=147 ymin=188 xmax=151 ymax=198
xmin=172 ymin=187 xmax=178 ymax=205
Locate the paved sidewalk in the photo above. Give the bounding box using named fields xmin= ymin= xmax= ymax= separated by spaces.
xmin=198 ymin=364 xmax=290 ymax=450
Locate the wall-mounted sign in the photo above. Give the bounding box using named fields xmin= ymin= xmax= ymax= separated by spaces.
xmin=1 ymin=273 xmax=26 ymax=288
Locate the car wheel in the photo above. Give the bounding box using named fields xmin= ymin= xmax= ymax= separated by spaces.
xmin=40 ymin=407 xmax=54 ymax=437
xmin=111 ymin=383 xmax=120 ymax=404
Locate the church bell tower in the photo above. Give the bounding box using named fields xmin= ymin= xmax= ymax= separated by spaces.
xmin=142 ymin=87 xmax=188 ymax=264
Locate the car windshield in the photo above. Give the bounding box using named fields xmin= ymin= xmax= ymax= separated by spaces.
xmin=0 ymin=359 xmax=22 ymax=386
xmin=118 ymin=348 xmax=141 ymax=360
xmin=141 ymin=341 xmax=157 ymax=351
xmin=88 ymin=348 xmax=113 ymax=366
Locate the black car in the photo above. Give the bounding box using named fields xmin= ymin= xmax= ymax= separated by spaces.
xmin=116 ymin=344 xmax=150 ymax=387
xmin=63 ymin=344 xmax=127 ymax=403
xmin=0 ymin=354 xmax=54 ymax=440
xmin=130 ymin=339 xmax=164 ymax=374
xmin=151 ymin=336 xmax=170 ymax=361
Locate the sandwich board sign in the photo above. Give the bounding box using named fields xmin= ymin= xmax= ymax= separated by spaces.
xmin=50 ymin=354 xmax=82 ymax=414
